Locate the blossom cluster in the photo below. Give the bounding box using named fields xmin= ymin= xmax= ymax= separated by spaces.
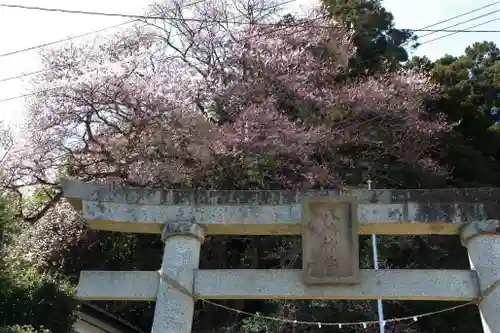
xmin=3 ymin=11 xmax=451 ymax=267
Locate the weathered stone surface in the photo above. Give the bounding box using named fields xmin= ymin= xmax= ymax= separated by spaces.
xmin=301 ymin=198 xmax=359 ymax=284
xmin=62 ymin=178 xmax=339 ymax=205
xmin=161 ymin=220 xmax=206 ymax=243
xmin=61 ymin=178 xmax=500 ymax=235
xmin=62 ymin=178 xmax=500 ymax=205
xmin=81 ymin=200 xmax=489 ymax=235
xmin=461 ymin=219 xmax=500 ymax=246
xmin=460 ymin=224 xmax=500 ymax=333
xmin=154 ymin=224 xmax=203 ymax=333
xmin=77 ymin=271 xmax=159 ymax=300
xmin=77 ymin=269 xmax=479 ymax=301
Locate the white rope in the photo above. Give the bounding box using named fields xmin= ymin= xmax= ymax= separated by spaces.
xmin=200 ymin=298 xmax=476 ymax=328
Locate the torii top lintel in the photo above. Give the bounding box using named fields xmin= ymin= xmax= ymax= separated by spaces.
xmin=60 ymin=177 xmax=500 ymax=236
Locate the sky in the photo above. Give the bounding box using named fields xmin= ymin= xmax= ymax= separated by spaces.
xmin=0 ymin=0 xmax=500 ymax=132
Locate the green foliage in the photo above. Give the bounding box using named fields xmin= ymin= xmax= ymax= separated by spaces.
xmin=0 ymin=191 xmax=78 ymax=333
xmin=409 ymin=41 xmax=500 ymax=187
xmin=239 ymin=315 xmax=276 ymax=333
xmin=0 ymin=266 xmax=78 ymax=333
xmin=0 ymin=193 xmax=16 ymax=250
xmin=321 ymin=0 xmax=415 ymax=74
xmin=0 ymin=325 xmax=50 ymax=333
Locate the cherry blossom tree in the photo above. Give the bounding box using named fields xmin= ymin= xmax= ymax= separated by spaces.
xmin=1 ymin=7 xmax=450 ymax=272
xmin=207 ymin=16 xmax=450 ymax=188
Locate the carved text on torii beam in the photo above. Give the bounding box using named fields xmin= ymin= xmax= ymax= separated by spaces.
xmin=302 ymin=197 xmax=360 ymax=284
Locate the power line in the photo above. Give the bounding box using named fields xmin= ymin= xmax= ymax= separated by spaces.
xmin=0 ymin=8 xmax=311 ymax=103
xmin=0 ymin=0 xmax=294 ymax=83
xmin=3 ymin=29 xmax=500 ymax=85
xmin=0 ymin=21 xmax=137 ymax=83
xmin=1 ymin=11 xmax=499 ymax=104
xmin=2 ymin=16 xmax=500 ymax=94
xmin=0 ymin=70 xmax=45 ymax=83
xmin=419 ymin=8 xmax=500 ymax=39
xmin=2 ymin=3 xmax=500 ymax=33
xmin=6 ymin=18 xmax=499 ymax=105
xmin=2 ymin=2 xmax=500 ymax=98
xmin=11 ymin=0 xmax=484 ymax=69
xmin=0 ymin=3 xmax=286 ymax=23
xmin=418 ymin=0 xmax=500 ymax=29
xmin=0 ymin=20 xmax=136 ymax=58
xmin=0 ymin=0 xmax=211 ymax=59
xmin=0 ymin=88 xmax=60 ymax=103
xmin=0 ymin=19 xmax=134 ymax=82
xmin=420 ymin=16 xmax=500 ymax=45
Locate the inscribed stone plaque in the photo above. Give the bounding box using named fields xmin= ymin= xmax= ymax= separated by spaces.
xmin=302 ymin=197 xmax=360 ymax=284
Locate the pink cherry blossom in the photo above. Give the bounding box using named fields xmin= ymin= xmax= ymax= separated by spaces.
xmin=2 ymin=10 xmax=451 ymax=267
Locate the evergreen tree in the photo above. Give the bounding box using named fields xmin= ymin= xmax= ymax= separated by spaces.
xmin=321 ymin=0 xmax=416 ymax=74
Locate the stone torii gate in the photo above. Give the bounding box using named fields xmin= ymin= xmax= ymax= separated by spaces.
xmin=61 ymin=178 xmax=500 ymax=333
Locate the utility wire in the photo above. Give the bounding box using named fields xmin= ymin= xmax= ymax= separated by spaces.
xmin=418 ymin=0 xmax=500 ymax=29
xmin=1 ymin=2 xmax=500 ymax=61
xmin=0 ymin=19 xmax=136 ymax=82
xmin=0 ymin=6 xmax=311 ymax=103
xmin=11 ymin=0 xmax=471 ymax=92
xmin=3 ymin=15 xmax=500 ymax=96
xmin=2 ymin=3 xmax=500 ymax=33
xmin=0 ymin=0 xmax=295 ymax=83
xmin=0 ymin=70 xmax=45 ymax=83
xmin=0 ymin=21 xmax=136 ymax=83
xmin=0 ymin=3 xmax=297 ymax=23
xmin=0 ymin=20 xmax=136 ymax=58
xmin=0 ymin=0 xmax=211 ymax=59
xmin=0 ymin=88 xmax=59 ymax=103
xmin=2 ymin=2 xmax=500 ymax=94
xmin=419 ymin=8 xmax=500 ymax=38
xmin=420 ymin=16 xmax=500 ymax=45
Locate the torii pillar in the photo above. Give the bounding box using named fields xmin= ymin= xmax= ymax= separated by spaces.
xmin=151 ymin=220 xmax=206 ymax=333
xmin=461 ymin=220 xmax=500 ymax=333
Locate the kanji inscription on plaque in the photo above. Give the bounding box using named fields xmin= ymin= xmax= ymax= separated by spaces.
xmin=302 ymin=197 xmax=360 ymax=284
